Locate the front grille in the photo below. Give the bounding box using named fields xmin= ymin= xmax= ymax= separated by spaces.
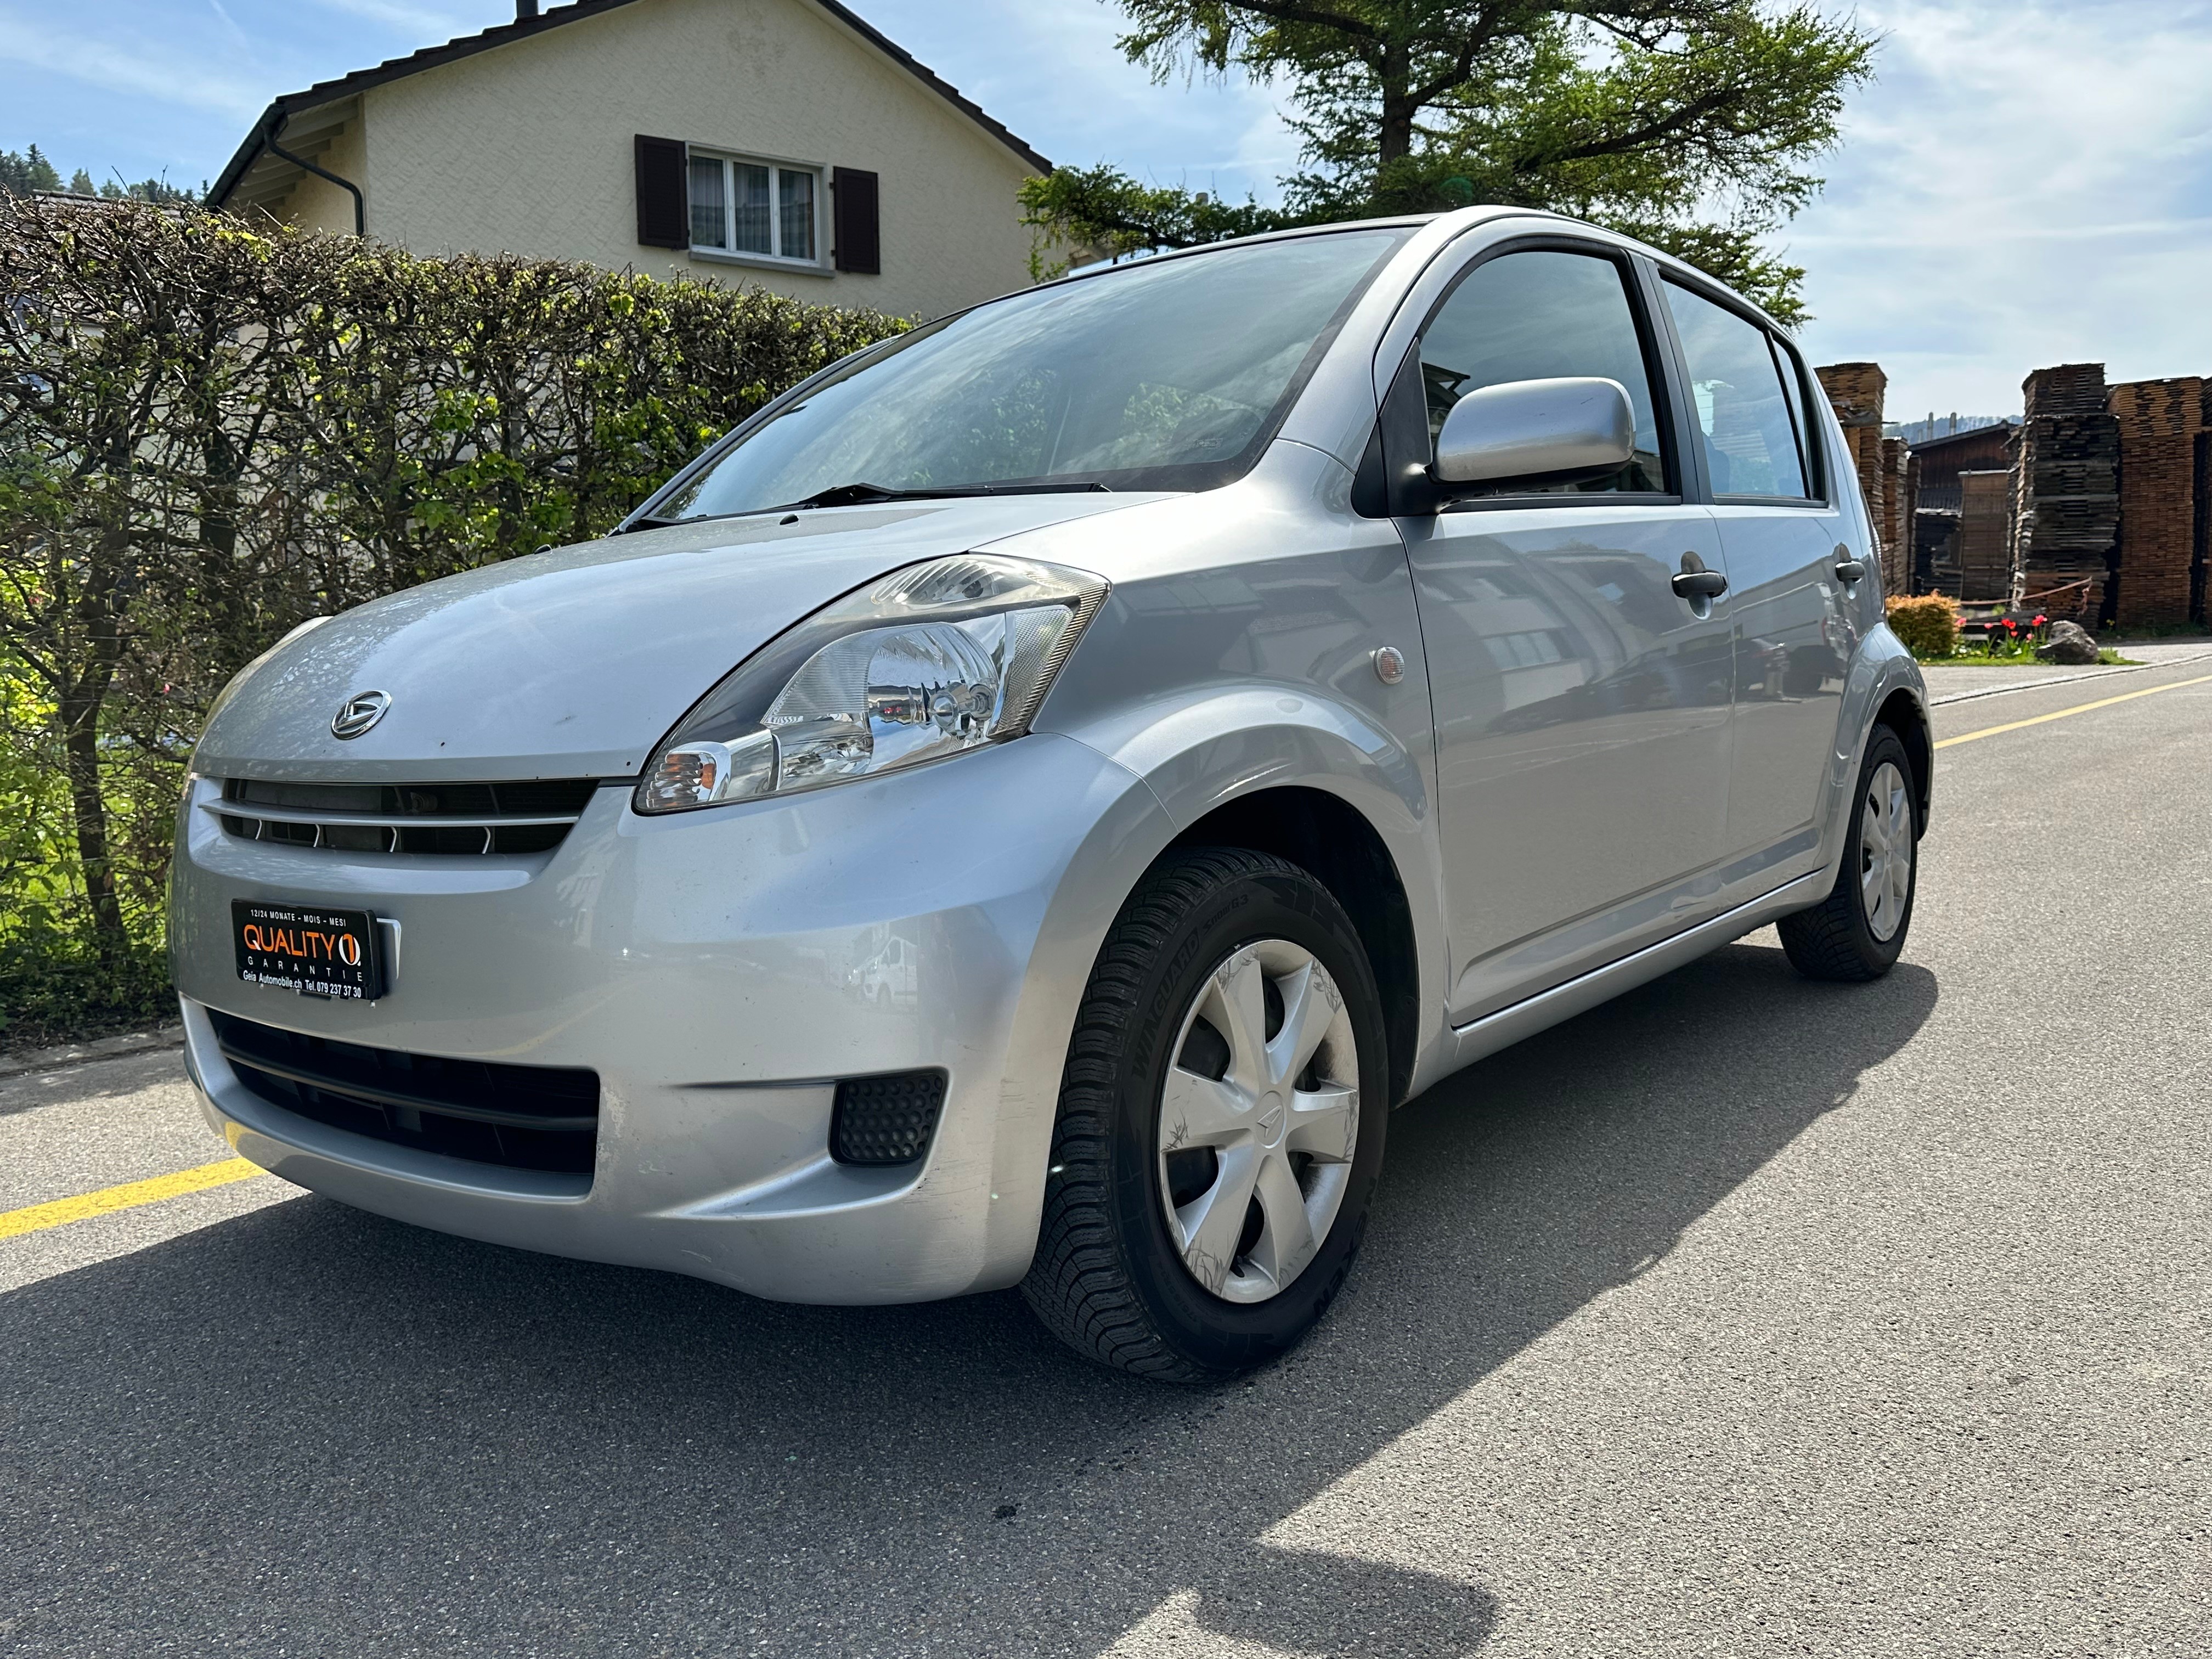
xmin=831 ymin=1070 xmax=948 ymax=1166
xmin=210 ymin=1009 xmax=600 ymax=1176
xmin=217 ymin=777 xmax=598 ymax=856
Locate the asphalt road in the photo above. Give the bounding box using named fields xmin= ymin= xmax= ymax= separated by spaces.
xmin=4 ymin=656 xmax=2210 ymax=1657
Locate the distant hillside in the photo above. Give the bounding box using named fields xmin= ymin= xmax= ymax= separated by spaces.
xmin=1886 ymin=414 xmax=2015 ymax=447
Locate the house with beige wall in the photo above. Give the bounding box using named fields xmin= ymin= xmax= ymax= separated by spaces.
xmin=208 ymin=0 xmax=1049 ymax=321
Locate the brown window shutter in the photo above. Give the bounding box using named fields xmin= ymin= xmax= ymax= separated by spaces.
xmin=832 ymin=167 xmax=880 ymax=274
xmin=635 ymin=135 xmax=688 ymax=249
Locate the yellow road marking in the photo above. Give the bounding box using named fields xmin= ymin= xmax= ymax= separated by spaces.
xmin=1936 ymin=672 xmax=2212 ymax=751
xmin=0 ymin=1157 xmax=265 ymax=1242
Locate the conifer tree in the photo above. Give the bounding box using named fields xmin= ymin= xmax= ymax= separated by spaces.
xmin=1022 ymin=0 xmax=1875 ymax=321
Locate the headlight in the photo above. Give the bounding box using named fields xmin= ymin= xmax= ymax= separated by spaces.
xmin=635 ymin=553 xmax=1108 ymax=814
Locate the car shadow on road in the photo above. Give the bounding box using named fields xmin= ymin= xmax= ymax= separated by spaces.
xmin=0 ymin=1047 xmax=190 ymax=1119
xmin=0 ymin=941 xmax=1934 ymax=1658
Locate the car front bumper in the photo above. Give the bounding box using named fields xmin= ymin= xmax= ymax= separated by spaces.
xmin=171 ymin=733 xmax=1162 ymax=1304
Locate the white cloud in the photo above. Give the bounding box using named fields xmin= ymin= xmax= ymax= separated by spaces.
xmin=0 ymin=13 xmax=265 ymax=117
xmin=204 ymin=0 xmax=253 ymax=58
xmin=1791 ymin=0 xmax=2212 ymax=417
xmin=304 ymin=0 xmax=486 ymax=35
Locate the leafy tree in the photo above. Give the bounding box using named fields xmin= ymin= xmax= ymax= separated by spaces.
xmin=1021 ymin=1 xmax=1875 ymax=321
xmin=0 ymin=149 xmax=201 ymax=202
xmin=121 ymin=177 xmax=204 ymax=205
xmin=0 ymin=145 xmax=62 ymax=196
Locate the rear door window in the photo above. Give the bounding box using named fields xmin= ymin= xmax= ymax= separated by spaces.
xmin=1419 ymin=249 xmax=1668 ymax=494
xmin=1662 ymin=280 xmax=1813 ymax=500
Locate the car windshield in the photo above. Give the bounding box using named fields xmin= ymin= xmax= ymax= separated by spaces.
xmin=652 ymin=227 xmax=1413 ymax=521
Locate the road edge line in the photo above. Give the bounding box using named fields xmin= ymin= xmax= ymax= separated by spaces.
xmin=1934 ymin=673 xmax=2212 ymax=751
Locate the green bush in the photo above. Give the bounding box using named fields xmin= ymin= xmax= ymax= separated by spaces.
xmin=0 ymin=195 xmax=910 ymax=1047
xmin=0 ymin=930 xmax=173 ymax=1051
xmin=1886 ymin=592 xmax=1960 ymax=659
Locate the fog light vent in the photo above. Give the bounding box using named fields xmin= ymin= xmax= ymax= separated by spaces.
xmin=831 ymin=1070 xmax=947 ymax=1166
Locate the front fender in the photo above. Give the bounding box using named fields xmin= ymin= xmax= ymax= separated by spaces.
xmin=1054 ymin=681 xmax=1453 ymax=1098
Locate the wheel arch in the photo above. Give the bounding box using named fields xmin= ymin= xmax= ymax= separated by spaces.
xmin=1874 ymin=685 xmax=1933 ymax=834
xmin=1167 ymin=786 xmax=1422 ymax=1108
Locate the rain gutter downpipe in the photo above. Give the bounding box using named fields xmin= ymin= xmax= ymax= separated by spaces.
xmin=265 ymin=110 xmax=365 ymax=238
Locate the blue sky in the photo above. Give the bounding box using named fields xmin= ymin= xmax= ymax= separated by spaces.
xmin=4 ymin=0 xmax=2210 ymax=419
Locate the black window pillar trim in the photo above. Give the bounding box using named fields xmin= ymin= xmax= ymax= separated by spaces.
xmin=1633 ymin=253 xmax=1712 ymax=505
xmin=1770 ymin=331 xmax=1835 ymax=506
xmin=264 ymin=110 xmax=364 ymax=238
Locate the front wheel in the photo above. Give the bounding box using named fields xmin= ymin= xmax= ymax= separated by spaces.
xmin=1022 ymin=847 xmax=1390 ymax=1381
xmin=1779 ymin=726 xmax=1919 ymax=981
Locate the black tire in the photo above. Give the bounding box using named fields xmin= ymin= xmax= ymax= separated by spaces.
xmin=1021 ymin=847 xmax=1390 ymax=1381
xmin=1778 ymin=725 xmax=1919 ymax=981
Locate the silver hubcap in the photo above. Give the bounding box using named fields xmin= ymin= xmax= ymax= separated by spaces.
xmin=1156 ymin=940 xmax=1359 ymax=1305
xmin=1859 ymin=760 xmax=1914 ymax=942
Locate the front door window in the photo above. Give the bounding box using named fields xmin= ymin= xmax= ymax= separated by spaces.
xmin=1420 ymin=249 xmax=1668 ymax=493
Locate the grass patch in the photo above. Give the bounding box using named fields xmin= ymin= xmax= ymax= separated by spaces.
xmin=1920 ymin=645 xmax=2135 ymax=667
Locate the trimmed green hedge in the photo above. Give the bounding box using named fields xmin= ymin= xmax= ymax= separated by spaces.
xmin=0 ymin=195 xmax=909 ymax=1046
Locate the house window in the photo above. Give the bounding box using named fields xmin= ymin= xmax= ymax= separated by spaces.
xmin=687 ymin=151 xmax=819 ymax=264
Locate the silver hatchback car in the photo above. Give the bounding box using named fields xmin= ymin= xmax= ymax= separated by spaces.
xmin=173 ymin=208 xmax=1929 ymax=1380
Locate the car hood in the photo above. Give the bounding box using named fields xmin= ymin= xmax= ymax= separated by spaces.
xmin=193 ymin=495 xmax=1155 ymax=783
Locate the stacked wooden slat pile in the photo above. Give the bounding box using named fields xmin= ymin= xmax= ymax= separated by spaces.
xmin=1880 ymin=436 xmax=1912 ymax=590
xmin=1905 ymin=447 xmax=1942 ymax=590
xmin=2199 ymin=390 xmax=2211 ymax=624
xmin=2106 ymin=376 xmax=2205 ymax=627
xmin=1904 ymin=420 xmax=2018 ymax=597
xmin=2009 ymin=364 xmax=2120 ymax=619
xmin=1815 ymin=361 xmax=1889 ymax=562
xmin=1956 ymin=471 xmax=2015 ymax=600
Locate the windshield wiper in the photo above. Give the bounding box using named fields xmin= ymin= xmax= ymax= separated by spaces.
xmin=620 ymin=479 xmax=1111 ymax=533
xmin=615 ymin=510 xmax=758 ymax=534
xmin=778 ymin=480 xmax=1112 ymax=511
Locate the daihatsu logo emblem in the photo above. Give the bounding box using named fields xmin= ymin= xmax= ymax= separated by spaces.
xmin=331 ymin=690 xmax=391 ymax=740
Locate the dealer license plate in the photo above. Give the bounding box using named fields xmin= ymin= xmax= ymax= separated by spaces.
xmin=232 ymin=900 xmax=384 ymax=1000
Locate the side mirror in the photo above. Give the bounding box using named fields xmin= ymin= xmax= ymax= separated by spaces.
xmin=1432 ymin=376 xmax=1637 ymax=489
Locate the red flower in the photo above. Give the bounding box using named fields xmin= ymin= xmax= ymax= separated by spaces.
xmin=2033 ymin=614 xmax=2047 ymax=626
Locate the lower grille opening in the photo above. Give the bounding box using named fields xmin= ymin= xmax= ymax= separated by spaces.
xmin=830 ymin=1070 xmax=947 ymax=1166
xmin=209 ymin=1010 xmax=599 ymax=1177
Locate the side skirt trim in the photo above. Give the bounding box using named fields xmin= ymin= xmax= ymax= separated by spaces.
xmin=1436 ymin=871 xmax=1826 ymax=1079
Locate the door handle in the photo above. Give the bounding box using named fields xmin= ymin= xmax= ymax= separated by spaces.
xmin=1671 ymin=562 xmax=1728 ymax=601
xmin=1834 ymin=557 xmax=1866 ymax=583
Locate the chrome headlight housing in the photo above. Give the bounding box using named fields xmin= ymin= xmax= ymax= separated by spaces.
xmin=635 ymin=554 xmax=1108 ymax=814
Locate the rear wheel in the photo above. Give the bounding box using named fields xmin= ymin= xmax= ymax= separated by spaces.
xmin=1022 ymin=848 xmax=1389 ymax=1381
xmin=1779 ymin=726 xmax=1918 ymax=981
